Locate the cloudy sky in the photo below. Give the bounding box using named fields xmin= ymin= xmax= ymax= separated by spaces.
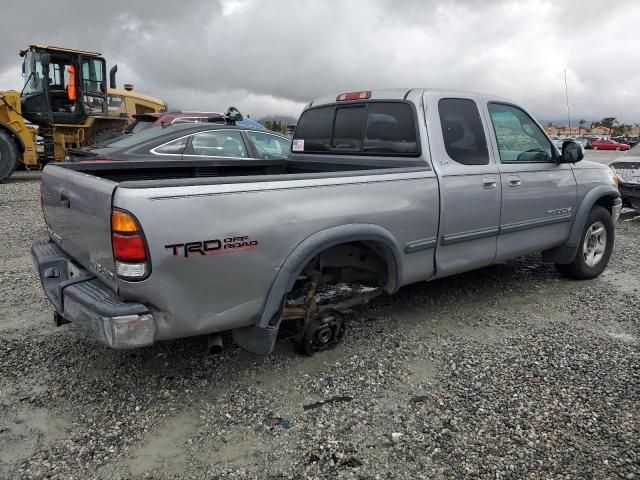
xmin=2 ymin=0 xmax=639 ymax=123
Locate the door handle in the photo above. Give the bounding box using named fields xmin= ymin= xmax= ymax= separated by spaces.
xmin=508 ymin=176 xmax=521 ymax=187
xmin=483 ymin=177 xmax=497 ymax=189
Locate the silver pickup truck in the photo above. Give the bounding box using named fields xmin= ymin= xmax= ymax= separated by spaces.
xmin=33 ymin=88 xmax=622 ymax=355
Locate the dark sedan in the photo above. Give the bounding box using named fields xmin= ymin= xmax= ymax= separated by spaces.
xmin=610 ymin=143 xmax=640 ymax=210
xmin=66 ymin=123 xmax=291 ymax=163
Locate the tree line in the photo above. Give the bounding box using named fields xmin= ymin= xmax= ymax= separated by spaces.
xmin=547 ymin=117 xmax=639 ymax=137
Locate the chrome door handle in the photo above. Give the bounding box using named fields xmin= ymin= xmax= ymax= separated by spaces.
xmin=508 ymin=176 xmax=521 ymax=187
xmin=483 ymin=177 xmax=497 ymax=189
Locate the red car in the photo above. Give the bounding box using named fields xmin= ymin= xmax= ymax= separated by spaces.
xmin=591 ymin=139 xmax=630 ymax=151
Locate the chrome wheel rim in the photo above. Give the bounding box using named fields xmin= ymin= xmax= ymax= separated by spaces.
xmin=583 ymin=222 xmax=607 ymax=267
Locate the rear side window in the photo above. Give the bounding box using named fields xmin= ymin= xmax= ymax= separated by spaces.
xmin=153 ymin=136 xmax=188 ymax=155
xmin=293 ymin=101 xmax=418 ymax=156
xmin=438 ymin=98 xmax=489 ymax=165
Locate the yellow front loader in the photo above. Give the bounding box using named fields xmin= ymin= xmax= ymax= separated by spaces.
xmin=0 ymin=45 xmax=166 ymax=181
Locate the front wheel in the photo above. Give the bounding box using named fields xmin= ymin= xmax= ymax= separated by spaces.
xmin=0 ymin=130 xmax=19 ymax=182
xmin=616 ymin=146 xmax=621 ymax=151
xmin=555 ymin=206 xmax=614 ymax=279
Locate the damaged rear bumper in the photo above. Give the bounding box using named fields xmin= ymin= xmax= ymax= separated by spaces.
xmin=31 ymin=239 xmax=156 ymax=349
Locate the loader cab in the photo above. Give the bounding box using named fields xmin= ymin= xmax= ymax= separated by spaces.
xmin=20 ymin=46 xmax=108 ymax=126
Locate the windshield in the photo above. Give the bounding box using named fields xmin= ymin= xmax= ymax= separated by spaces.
xmin=22 ymin=51 xmax=46 ymax=95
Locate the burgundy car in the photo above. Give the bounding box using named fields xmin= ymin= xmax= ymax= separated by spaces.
xmin=591 ymin=139 xmax=630 ymax=151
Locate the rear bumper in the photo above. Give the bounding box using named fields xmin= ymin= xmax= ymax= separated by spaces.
xmin=31 ymin=239 xmax=156 ymax=349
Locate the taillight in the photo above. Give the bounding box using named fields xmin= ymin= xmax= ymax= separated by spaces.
xmin=111 ymin=209 xmax=150 ymax=280
xmin=336 ymin=91 xmax=371 ymax=101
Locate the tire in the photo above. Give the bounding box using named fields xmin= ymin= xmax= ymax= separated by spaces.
xmin=555 ymin=206 xmax=614 ymax=280
xmin=593 ymin=146 xmax=599 ymax=150
xmin=0 ymin=130 xmax=19 ymax=182
xmin=616 ymin=146 xmax=621 ymax=151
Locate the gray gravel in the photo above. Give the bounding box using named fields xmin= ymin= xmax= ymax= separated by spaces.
xmin=1 ymin=171 xmax=639 ymax=479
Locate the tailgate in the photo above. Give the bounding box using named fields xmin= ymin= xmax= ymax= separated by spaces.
xmin=41 ymin=164 xmax=118 ymax=290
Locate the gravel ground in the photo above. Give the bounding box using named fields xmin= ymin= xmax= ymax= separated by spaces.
xmin=0 ymin=171 xmax=638 ymax=479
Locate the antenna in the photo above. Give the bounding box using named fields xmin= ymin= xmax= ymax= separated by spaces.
xmin=564 ymin=69 xmax=571 ymax=137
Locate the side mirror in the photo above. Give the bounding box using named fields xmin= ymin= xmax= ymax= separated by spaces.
xmin=560 ymin=140 xmax=583 ymax=163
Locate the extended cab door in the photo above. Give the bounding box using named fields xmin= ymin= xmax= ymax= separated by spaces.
xmin=424 ymin=93 xmax=502 ymax=277
xmin=483 ymin=102 xmax=578 ymax=261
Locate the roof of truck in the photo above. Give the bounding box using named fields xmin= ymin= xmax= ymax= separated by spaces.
xmin=307 ymin=88 xmax=511 ymax=108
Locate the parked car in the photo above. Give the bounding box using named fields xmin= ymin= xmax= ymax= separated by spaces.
xmin=612 ymin=136 xmax=639 ymax=148
xmin=590 ymin=139 xmax=630 ymax=151
xmin=610 ymin=143 xmax=640 ymax=210
xmin=86 ymin=108 xmax=267 ymax=146
xmin=34 ymin=88 xmax=621 ymax=356
xmin=66 ymin=123 xmax=291 ymax=163
xmin=125 ymin=110 xmax=267 ymax=134
xmin=574 ymin=137 xmax=592 ymax=149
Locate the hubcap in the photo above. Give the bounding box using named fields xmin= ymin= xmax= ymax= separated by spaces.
xmin=583 ymin=221 xmax=607 ymax=267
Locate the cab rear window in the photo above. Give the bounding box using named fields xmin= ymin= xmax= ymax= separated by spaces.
xmin=294 ymin=102 xmax=419 ymax=156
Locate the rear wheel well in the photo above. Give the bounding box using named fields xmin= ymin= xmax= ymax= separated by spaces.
xmin=294 ymin=240 xmax=395 ymax=293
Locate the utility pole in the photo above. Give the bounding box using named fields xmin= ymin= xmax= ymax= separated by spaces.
xmin=564 ymin=69 xmax=572 ymax=137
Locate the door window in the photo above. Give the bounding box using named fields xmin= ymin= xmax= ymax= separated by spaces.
xmin=247 ymin=131 xmax=291 ymax=159
xmin=438 ymin=98 xmax=489 ymax=165
xmin=488 ymin=103 xmax=554 ymax=163
xmin=190 ymin=130 xmax=248 ymax=158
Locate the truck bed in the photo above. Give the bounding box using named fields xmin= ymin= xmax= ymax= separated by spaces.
xmin=59 ymin=157 xmax=427 ymax=186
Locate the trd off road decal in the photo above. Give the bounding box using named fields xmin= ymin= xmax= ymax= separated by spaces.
xmin=165 ymin=236 xmax=258 ymax=258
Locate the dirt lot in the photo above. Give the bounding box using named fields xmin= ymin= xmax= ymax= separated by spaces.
xmin=1 ymin=170 xmax=638 ymax=479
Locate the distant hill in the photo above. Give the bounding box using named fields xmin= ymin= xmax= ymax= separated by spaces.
xmin=256 ymin=115 xmax=298 ymax=125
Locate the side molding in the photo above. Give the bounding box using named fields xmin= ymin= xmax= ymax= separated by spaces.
xmin=542 ymin=185 xmax=620 ymax=264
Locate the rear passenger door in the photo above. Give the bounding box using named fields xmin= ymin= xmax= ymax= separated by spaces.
xmin=484 ymin=102 xmax=577 ymax=261
xmin=425 ymin=94 xmax=502 ymax=277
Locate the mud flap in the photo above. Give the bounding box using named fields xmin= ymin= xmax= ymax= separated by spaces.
xmin=232 ymin=325 xmax=279 ymax=356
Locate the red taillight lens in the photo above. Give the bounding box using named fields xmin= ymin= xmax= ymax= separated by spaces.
xmin=111 ymin=209 xmax=150 ymax=279
xmin=336 ymin=91 xmax=371 ymax=101
xmin=112 ymin=233 xmax=146 ymax=261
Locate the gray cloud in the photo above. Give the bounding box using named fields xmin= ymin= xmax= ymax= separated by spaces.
xmin=1 ymin=0 xmax=639 ymax=122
